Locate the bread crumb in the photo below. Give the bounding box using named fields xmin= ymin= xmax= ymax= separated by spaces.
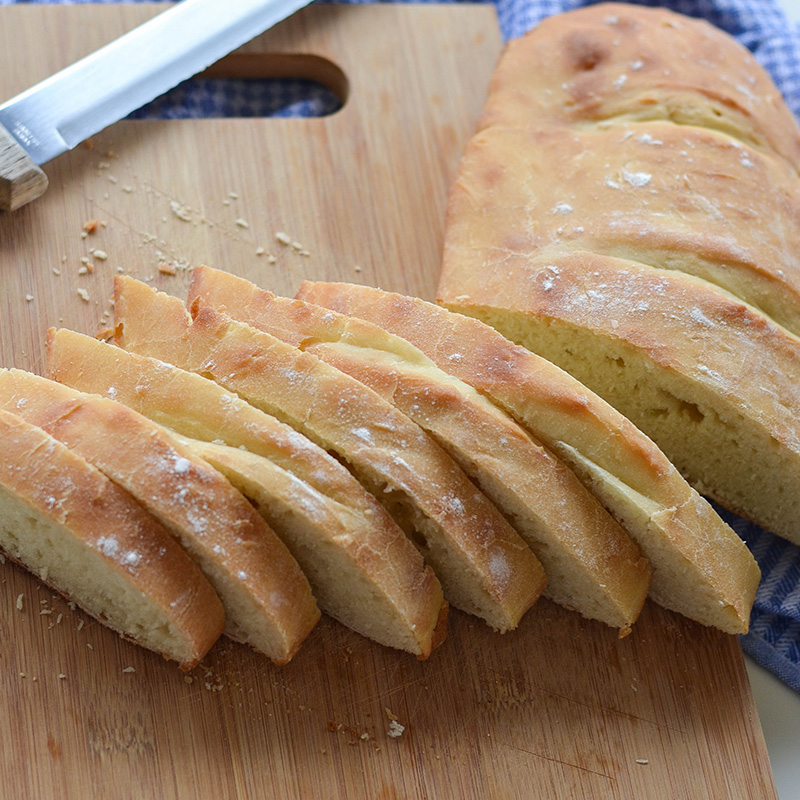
xmin=170 ymin=201 xmax=192 ymax=222
xmin=87 ymin=643 xmax=94 ymax=650
xmin=275 ymin=231 xmax=292 ymax=246
xmin=77 ymin=288 xmax=90 ymax=302
xmin=93 ymin=250 xmax=108 ymax=261
xmin=122 ymin=666 xmax=136 ymax=674
xmin=387 ymin=720 xmax=405 ymax=738
xmin=184 ymin=675 xmax=193 ymax=684
xmin=52 ymin=267 xmax=61 ymax=276
xmin=255 ymin=247 xmax=266 ymax=256
xmin=158 ymin=263 xmax=177 ymax=276
xmin=95 ymin=327 xmax=114 ymax=343
xmin=77 ymin=619 xmax=84 ymax=631
xmin=25 ymin=294 xmax=33 ymax=302
xmin=636 ymin=759 xmax=649 ymax=765
xmin=384 ymin=707 xmax=398 ymax=721
xmin=83 ymin=219 xmax=98 ymax=234
xmin=235 ymin=218 xmax=249 ymax=229
xmin=16 ymin=593 xmax=24 ymax=611
xmin=228 ymin=191 xmax=239 ymax=199
xmin=58 ymin=673 xmax=66 ymax=680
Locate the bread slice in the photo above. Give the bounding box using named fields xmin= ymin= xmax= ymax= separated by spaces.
xmin=295 ymin=281 xmax=761 ymax=634
xmin=188 ymin=266 xmax=651 ymax=633
xmin=478 ymin=3 xmax=800 ymax=171
xmin=113 ymin=276 xmax=546 ymax=633
xmin=0 ymin=408 xmax=224 ymax=669
xmin=46 ymin=328 xmax=447 ymax=658
xmin=0 ymin=369 xmax=319 ymax=664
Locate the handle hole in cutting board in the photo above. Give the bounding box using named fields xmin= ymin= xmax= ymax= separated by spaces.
xmin=128 ymin=54 xmax=348 ymax=120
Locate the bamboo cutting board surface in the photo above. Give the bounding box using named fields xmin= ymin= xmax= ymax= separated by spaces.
xmin=0 ymin=5 xmax=778 ymax=799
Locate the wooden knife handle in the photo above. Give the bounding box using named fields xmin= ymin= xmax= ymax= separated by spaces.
xmin=0 ymin=122 xmax=48 ymax=212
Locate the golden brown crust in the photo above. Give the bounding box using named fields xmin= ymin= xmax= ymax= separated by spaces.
xmin=480 ymin=3 xmax=800 ymax=169
xmin=441 ymin=123 xmax=800 ymax=336
xmin=190 ymin=267 xmax=651 ymax=631
xmin=296 ymin=282 xmax=678 ymax=506
xmin=295 ymin=281 xmax=760 ymax=633
xmin=182 ymin=437 xmax=447 ymax=657
xmin=0 ymin=369 xmax=319 ymax=664
xmin=46 ymin=326 xmax=446 ymax=658
xmin=114 ymin=276 xmax=546 ymax=632
xmin=0 ymin=408 xmax=224 ymax=669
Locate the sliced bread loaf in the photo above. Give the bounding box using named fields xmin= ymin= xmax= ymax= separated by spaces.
xmin=436 ymin=2 xmax=800 ymax=558
xmin=0 ymin=408 xmax=224 ymax=669
xmin=0 ymin=369 xmax=319 ymax=664
xmin=188 ymin=266 xmax=651 ymax=633
xmin=113 ymin=276 xmax=547 ymax=633
xmin=46 ymin=328 xmax=447 ymax=658
xmin=295 ymin=281 xmax=761 ymax=634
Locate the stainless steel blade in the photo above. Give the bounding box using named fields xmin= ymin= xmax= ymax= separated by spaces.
xmin=0 ymin=0 xmax=311 ymax=166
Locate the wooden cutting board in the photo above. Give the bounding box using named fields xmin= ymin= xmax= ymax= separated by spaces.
xmin=0 ymin=5 xmax=778 ymax=799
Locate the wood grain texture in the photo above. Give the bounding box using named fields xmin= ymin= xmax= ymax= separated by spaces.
xmin=0 ymin=5 xmax=777 ymax=799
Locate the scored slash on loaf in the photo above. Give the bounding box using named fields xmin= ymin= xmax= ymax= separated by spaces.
xmin=437 ymin=2 xmax=800 ymax=550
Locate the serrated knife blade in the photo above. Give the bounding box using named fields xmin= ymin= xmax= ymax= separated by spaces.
xmin=0 ymin=0 xmax=312 ymax=211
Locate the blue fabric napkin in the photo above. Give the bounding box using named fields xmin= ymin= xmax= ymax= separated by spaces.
xmin=3 ymin=0 xmax=800 ymax=694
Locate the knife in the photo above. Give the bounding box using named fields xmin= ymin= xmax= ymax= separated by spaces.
xmin=0 ymin=0 xmax=312 ymax=212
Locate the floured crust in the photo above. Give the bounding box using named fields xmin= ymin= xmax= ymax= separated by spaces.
xmin=442 ymin=123 xmax=800 ymax=336
xmin=181 ymin=437 xmax=447 ymax=657
xmin=295 ymin=281 xmax=760 ymax=633
xmin=479 ymin=2 xmax=800 ymax=169
xmin=0 ymin=408 xmax=224 ymax=669
xmin=0 ymin=369 xmax=319 ymax=664
xmin=443 ymin=250 xmax=800 ymax=541
xmin=46 ymin=327 xmax=446 ymax=658
xmin=46 ymin=327 xmax=374 ymax=511
xmin=189 ymin=266 xmax=651 ymax=632
xmin=114 ymin=276 xmax=546 ymax=633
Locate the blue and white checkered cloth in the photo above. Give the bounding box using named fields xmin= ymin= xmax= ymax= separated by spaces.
xmin=4 ymin=0 xmax=800 ymax=693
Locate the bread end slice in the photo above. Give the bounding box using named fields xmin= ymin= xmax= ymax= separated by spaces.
xmin=0 ymin=408 xmax=225 ymax=669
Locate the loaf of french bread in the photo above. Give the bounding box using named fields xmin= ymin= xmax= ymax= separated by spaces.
xmin=436 ymin=1 xmax=800 ymax=549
